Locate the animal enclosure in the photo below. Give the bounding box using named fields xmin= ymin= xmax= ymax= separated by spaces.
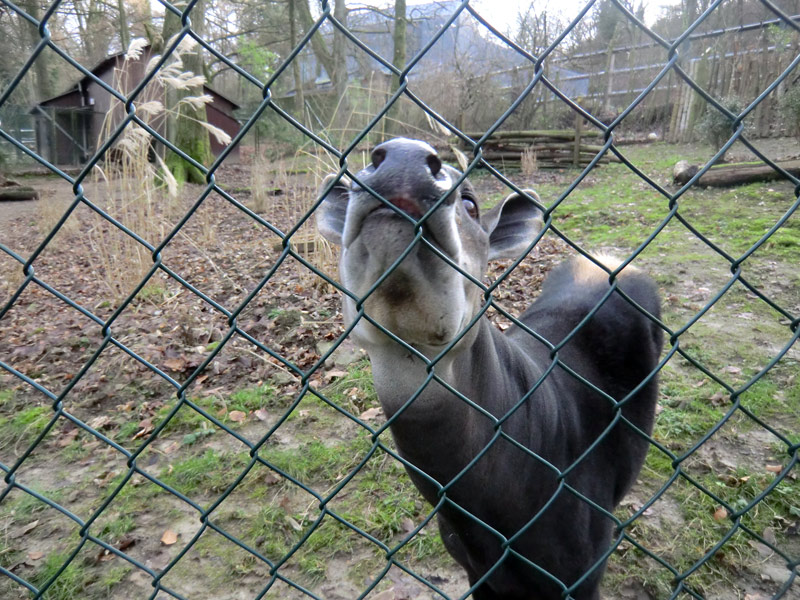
xmin=1 ymin=1 xmax=799 ymax=599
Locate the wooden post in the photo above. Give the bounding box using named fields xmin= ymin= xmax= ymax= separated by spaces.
xmin=603 ymin=52 xmax=616 ymax=113
xmin=573 ymin=113 xmax=583 ymax=169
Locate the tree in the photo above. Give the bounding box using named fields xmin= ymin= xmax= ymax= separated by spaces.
xmin=387 ymin=0 xmax=406 ymax=136
xmin=160 ymin=0 xmax=213 ymax=185
xmin=117 ymin=0 xmax=130 ymax=52
xmin=295 ymin=0 xmax=350 ymax=125
xmin=289 ymin=0 xmax=306 ymax=124
xmin=18 ymin=0 xmax=56 ymax=102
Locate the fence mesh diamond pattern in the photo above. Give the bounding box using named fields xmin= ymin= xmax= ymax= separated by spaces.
xmin=1 ymin=0 xmax=799 ymax=599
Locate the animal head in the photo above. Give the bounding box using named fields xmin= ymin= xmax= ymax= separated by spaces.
xmin=316 ymin=138 xmax=543 ymax=352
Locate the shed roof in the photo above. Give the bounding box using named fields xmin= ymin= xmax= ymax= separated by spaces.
xmin=34 ymin=46 xmax=240 ymax=112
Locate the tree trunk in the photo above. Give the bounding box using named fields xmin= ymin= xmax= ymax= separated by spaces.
xmin=387 ymin=0 xmax=407 ymax=137
xmin=289 ymin=0 xmax=305 ymax=125
xmin=18 ymin=0 xmax=54 ymax=102
xmin=117 ymin=0 xmax=130 ymax=52
xmin=295 ymin=0 xmax=349 ymax=128
xmin=161 ymin=0 xmax=212 ymax=185
xmin=332 ymin=0 xmax=349 ymax=128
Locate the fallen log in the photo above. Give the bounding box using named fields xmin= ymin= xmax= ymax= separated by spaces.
xmin=0 ymin=188 xmax=39 ymax=201
xmin=0 ymin=179 xmax=39 ymax=201
xmin=694 ymin=160 xmax=800 ymax=187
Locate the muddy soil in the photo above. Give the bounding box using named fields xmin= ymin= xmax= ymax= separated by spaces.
xmin=1 ymin=140 xmax=799 ymax=600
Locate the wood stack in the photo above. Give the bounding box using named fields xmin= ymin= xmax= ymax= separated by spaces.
xmin=449 ymin=129 xmax=612 ymax=170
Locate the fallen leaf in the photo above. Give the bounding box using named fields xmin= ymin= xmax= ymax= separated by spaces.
xmin=161 ymin=440 xmax=180 ymax=455
xmin=163 ymin=357 xmax=186 ymax=371
xmin=27 ymin=551 xmax=43 ymax=561
xmin=723 ymin=365 xmax=741 ymax=374
xmin=12 ymin=520 xmax=39 ymax=539
xmin=708 ymin=391 xmax=727 ymax=407
xmin=763 ymin=527 xmax=777 ymax=545
xmin=401 ymin=518 xmax=415 ymax=534
xmin=161 ymin=529 xmax=178 ymax=545
xmin=229 ymin=410 xmax=246 ymax=423
xmin=324 ymin=369 xmax=348 ymax=382
xmin=713 ymin=507 xmax=728 ymax=521
xmin=97 ymin=549 xmax=115 ymax=562
xmin=117 ymin=536 xmax=136 ymax=551
xmin=57 ymin=428 xmax=79 ymax=447
xmin=766 ymin=464 xmax=783 ymax=473
xmin=359 ymin=407 xmax=383 ymax=421
xmin=263 ymin=471 xmax=281 ymax=485
xmin=132 ymin=418 xmax=153 ymax=440
xmin=88 ymin=415 xmax=112 ymax=430
xmin=254 ymin=409 xmax=269 ymax=421
xmin=286 ymin=516 xmax=303 ymax=532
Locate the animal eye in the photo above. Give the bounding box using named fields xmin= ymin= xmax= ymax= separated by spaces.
xmin=461 ymin=194 xmax=479 ymax=219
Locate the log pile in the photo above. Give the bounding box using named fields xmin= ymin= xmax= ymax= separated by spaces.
xmin=449 ymin=129 xmax=612 ymax=170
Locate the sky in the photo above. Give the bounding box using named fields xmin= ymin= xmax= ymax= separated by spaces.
xmin=353 ymin=0 xmax=682 ymax=32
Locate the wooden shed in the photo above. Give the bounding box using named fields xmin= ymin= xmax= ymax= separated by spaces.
xmin=32 ymin=47 xmax=240 ymax=166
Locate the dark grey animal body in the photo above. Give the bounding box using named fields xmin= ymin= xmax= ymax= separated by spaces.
xmin=316 ymin=138 xmax=663 ymax=599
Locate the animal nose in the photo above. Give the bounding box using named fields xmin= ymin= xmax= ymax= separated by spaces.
xmin=360 ymin=138 xmax=453 ymax=211
xmin=369 ymin=138 xmax=443 ymax=180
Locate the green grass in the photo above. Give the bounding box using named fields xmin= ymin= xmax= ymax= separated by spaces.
xmin=0 ymin=388 xmax=14 ymax=406
xmin=315 ymin=359 xmax=377 ymax=415
xmin=0 ymin=403 xmax=52 ymax=456
xmin=159 ymin=448 xmax=249 ymax=497
xmin=609 ymin=446 xmax=800 ymax=598
xmin=509 ymin=142 xmax=800 ymax=597
xmin=228 ymin=383 xmax=279 ymax=412
xmin=262 ymin=434 xmax=373 ymax=483
xmin=2 ymin=404 xmax=51 ymax=434
xmin=28 ymin=552 xmax=89 ymax=600
xmin=2 ymin=141 xmax=797 ymax=598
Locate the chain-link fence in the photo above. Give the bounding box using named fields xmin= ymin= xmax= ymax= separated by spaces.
xmin=1 ymin=0 xmax=799 ymax=599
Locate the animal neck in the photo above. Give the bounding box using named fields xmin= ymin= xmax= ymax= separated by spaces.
xmin=365 ymin=318 xmax=548 ymax=486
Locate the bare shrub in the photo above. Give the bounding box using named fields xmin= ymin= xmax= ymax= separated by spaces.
xmin=86 ymin=38 xmax=230 ymax=301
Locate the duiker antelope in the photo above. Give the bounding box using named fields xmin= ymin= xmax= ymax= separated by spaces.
xmin=316 ymin=138 xmax=662 ymax=599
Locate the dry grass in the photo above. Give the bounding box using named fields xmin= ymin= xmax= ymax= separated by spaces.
xmin=35 ymin=196 xmax=79 ymax=242
xmin=251 ymin=153 xmax=338 ymax=291
xmin=85 ymin=37 xmax=230 ymax=301
xmin=521 ymin=146 xmax=539 ymax=178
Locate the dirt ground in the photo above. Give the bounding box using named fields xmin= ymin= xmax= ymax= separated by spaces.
xmin=1 ymin=137 xmax=799 ymax=600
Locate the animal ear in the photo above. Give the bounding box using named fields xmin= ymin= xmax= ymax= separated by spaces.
xmin=315 ymin=174 xmax=351 ymax=246
xmin=482 ymin=189 xmax=544 ymax=261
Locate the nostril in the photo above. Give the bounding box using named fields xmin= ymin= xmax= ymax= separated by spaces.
xmin=426 ymin=154 xmax=442 ymax=177
xmin=371 ymin=147 xmax=387 ymax=169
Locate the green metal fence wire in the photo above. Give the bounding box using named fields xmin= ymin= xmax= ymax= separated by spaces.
xmin=0 ymin=0 xmax=798 ymax=598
